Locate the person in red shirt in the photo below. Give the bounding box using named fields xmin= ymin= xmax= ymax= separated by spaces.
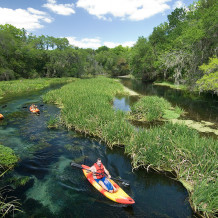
xmin=89 ymin=158 xmax=117 ymax=193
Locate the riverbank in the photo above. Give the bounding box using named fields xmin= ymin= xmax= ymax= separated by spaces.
xmin=153 ymin=81 xmax=187 ymax=90
xmin=0 ymin=144 xmax=20 ymax=216
xmin=43 ymin=77 xmax=217 ymax=217
xmin=0 ymin=78 xmax=74 ymax=100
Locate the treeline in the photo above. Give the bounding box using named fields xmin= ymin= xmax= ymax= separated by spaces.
xmin=0 ymin=24 xmax=102 ymax=79
xmin=0 ymin=0 xmax=217 ymax=93
xmin=130 ymin=0 xmax=218 ymax=92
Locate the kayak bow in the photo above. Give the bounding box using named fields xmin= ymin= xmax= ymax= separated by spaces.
xmin=0 ymin=114 xmax=4 ymax=120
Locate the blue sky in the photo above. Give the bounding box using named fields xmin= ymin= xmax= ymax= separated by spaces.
xmin=0 ymin=0 xmax=194 ymax=49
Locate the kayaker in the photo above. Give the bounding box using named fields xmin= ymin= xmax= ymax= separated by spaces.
xmin=90 ymin=158 xmax=117 ymax=193
xmin=30 ymin=104 xmax=37 ymax=110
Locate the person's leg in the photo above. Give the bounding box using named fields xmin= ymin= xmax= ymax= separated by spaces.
xmin=104 ymin=178 xmax=116 ymax=193
xmin=98 ymin=180 xmax=109 ymax=191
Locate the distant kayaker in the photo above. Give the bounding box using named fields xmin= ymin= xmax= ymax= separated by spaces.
xmin=90 ymin=158 xmax=117 ymax=193
xmin=30 ymin=104 xmax=37 ymax=110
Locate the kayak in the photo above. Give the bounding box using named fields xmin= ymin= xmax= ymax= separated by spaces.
xmin=82 ymin=164 xmax=135 ymax=204
xmin=0 ymin=114 xmax=4 ymax=120
xmin=29 ymin=106 xmax=40 ymax=113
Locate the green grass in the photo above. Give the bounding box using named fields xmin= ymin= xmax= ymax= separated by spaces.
xmin=0 ymin=77 xmax=74 ymax=98
xmin=47 ymin=116 xmax=59 ymax=129
xmin=43 ymin=77 xmax=217 ymax=216
xmin=43 ymin=77 xmax=135 ymax=148
xmin=0 ymin=145 xmax=19 ymax=170
xmin=0 ymin=145 xmax=21 ymax=217
xmin=125 ymin=122 xmax=217 ymax=217
xmin=153 ymin=81 xmax=187 ymax=90
xmin=129 ymin=96 xmax=183 ymax=121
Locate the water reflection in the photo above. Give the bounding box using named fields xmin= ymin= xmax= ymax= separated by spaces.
xmin=120 ymin=78 xmax=218 ymax=125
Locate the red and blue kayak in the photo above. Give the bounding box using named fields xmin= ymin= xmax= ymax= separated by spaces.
xmin=82 ymin=164 xmax=135 ymax=204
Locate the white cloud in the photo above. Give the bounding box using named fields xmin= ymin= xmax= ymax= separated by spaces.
xmin=76 ymin=0 xmax=171 ymax=21
xmin=67 ymin=37 xmax=135 ymax=49
xmin=67 ymin=37 xmax=102 ymax=49
xmin=43 ymin=0 xmax=75 ymax=15
xmin=0 ymin=7 xmax=52 ymax=31
xmin=173 ymin=0 xmax=185 ymax=9
xmin=104 ymin=41 xmax=135 ymax=48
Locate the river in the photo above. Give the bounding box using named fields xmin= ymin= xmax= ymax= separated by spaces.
xmin=0 ymin=81 xmax=200 ymax=217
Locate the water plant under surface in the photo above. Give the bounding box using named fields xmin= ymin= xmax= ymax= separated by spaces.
xmin=43 ymin=77 xmax=217 ymax=217
xmin=0 ymin=145 xmax=19 ymax=171
xmin=47 ymin=116 xmax=59 ymax=129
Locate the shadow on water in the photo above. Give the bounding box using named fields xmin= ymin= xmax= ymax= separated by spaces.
xmin=0 ymin=86 xmax=194 ymax=217
xmin=120 ymin=78 xmax=218 ymax=126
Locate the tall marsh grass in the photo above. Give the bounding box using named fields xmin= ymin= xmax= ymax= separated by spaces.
xmin=0 ymin=145 xmax=21 ymax=217
xmin=43 ymin=77 xmax=135 ymax=147
xmin=129 ymin=96 xmax=184 ymax=121
xmin=0 ymin=77 xmax=74 ymax=98
xmin=43 ymin=77 xmax=217 ymax=216
xmin=125 ymin=122 xmax=217 ymax=217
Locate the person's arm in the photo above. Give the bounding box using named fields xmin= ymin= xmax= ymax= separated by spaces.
xmin=104 ymin=166 xmax=111 ymax=179
xmin=89 ymin=166 xmax=96 ymax=173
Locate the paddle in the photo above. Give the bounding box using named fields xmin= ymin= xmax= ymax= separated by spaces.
xmin=22 ymin=104 xmax=43 ymax=108
xmin=70 ymin=162 xmax=130 ymax=186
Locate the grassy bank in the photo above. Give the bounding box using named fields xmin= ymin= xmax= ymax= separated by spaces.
xmin=125 ymin=123 xmax=217 ymax=216
xmin=153 ymin=81 xmax=187 ymax=90
xmin=0 ymin=145 xmax=20 ymax=216
xmin=43 ymin=77 xmax=217 ymax=217
xmin=129 ymin=96 xmax=184 ymax=121
xmin=0 ymin=77 xmax=74 ymax=99
xmin=43 ymin=77 xmax=135 ymax=147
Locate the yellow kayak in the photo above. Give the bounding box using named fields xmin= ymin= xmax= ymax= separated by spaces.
xmin=82 ymin=164 xmax=135 ymax=204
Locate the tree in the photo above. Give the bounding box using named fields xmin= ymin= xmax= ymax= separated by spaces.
xmin=130 ymin=37 xmax=156 ymax=81
xmin=196 ymin=57 xmax=218 ymax=94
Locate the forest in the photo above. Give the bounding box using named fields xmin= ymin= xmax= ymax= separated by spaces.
xmin=0 ymin=0 xmax=217 ymax=94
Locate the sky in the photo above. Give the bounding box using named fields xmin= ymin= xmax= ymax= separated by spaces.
xmin=0 ymin=0 xmax=194 ymax=49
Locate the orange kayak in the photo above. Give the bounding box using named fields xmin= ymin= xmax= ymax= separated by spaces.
xmin=29 ymin=106 xmax=40 ymax=113
xmin=0 ymin=114 xmax=4 ymax=120
xmin=82 ymin=165 xmax=135 ymax=204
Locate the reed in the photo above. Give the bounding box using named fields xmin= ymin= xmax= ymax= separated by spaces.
xmin=125 ymin=122 xmax=217 ymax=216
xmin=0 ymin=146 xmax=21 ymax=217
xmin=129 ymin=96 xmax=184 ymax=121
xmin=47 ymin=116 xmax=59 ymax=129
xmin=0 ymin=77 xmax=74 ymax=98
xmin=43 ymin=77 xmax=134 ymax=147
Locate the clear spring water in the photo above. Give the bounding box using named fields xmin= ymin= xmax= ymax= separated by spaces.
xmin=0 ymin=85 xmax=194 ymax=218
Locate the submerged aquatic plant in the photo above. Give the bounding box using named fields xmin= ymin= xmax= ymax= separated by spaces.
xmin=0 ymin=187 xmax=21 ymax=217
xmin=47 ymin=116 xmax=59 ymax=129
xmin=7 ymin=176 xmax=31 ymax=188
xmin=0 ymin=145 xmax=19 ymax=170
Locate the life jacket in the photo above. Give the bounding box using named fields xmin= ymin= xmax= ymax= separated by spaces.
xmin=94 ymin=163 xmax=105 ymax=179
